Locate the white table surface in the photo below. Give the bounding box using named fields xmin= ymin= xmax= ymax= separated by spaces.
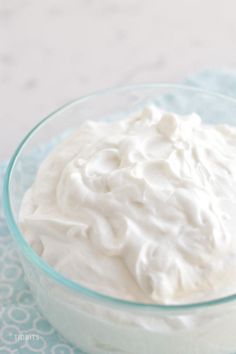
xmin=1 ymin=0 xmax=236 ymax=161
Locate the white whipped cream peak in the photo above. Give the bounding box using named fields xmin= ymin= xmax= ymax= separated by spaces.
xmin=20 ymin=105 xmax=236 ymax=304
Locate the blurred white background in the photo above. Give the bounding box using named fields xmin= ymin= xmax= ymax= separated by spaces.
xmin=1 ymin=0 xmax=236 ymax=160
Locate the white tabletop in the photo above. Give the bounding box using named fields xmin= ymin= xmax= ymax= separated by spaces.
xmin=1 ymin=0 xmax=236 ymax=160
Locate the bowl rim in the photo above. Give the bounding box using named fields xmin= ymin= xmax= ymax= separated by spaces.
xmin=3 ymin=82 xmax=236 ymax=312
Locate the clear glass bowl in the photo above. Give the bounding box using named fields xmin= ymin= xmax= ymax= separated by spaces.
xmin=3 ymin=84 xmax=236 ymax=354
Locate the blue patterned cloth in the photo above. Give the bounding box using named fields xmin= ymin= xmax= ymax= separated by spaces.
xmin=1 ymin=70 xmax=236 ymax=353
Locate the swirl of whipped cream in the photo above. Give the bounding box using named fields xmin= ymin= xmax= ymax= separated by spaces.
xmin=20 ymin=105 xmax=236 ymax=304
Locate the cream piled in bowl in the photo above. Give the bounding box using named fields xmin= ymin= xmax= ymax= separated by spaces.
xmin=3 ymin=85 xmax=236 ymax=354
xmin=20 ymin=106 xmax=236 ymax=305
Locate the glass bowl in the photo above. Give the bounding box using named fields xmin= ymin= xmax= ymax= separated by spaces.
xmin=3 ymin=84 xmax=236 ymax=354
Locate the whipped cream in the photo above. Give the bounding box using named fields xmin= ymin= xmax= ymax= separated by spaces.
xmin=20 ymin=105 xmax=236 ymax=304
